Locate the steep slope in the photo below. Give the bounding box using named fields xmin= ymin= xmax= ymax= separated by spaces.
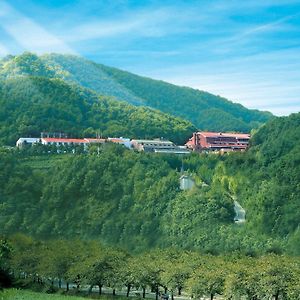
xmin=246 ymin=113 xmax=300 ymax=237
xmin=0 ymin=76 xmax=195 ymax=146
xmin=98 ymin=64 xmax=272 ymax=132
xmin=217 ymin=113 xmax=300 ymax=253
xmin=0 ymin=53 xmax=273 ymax=132
xmin=0 ymin=146 xmax=241 ymax=253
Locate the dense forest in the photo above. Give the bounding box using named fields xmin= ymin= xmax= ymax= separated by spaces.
xmin=0 ymin=52 xmax=273 ymax=132
xmin=0 ymin=76 xmax=195 ymax=146
xmin=0 ymin=113 xmax=299 ymax=255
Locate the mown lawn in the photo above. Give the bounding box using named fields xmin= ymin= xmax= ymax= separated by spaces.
xmin=0 ymin=289 xmax=85 ymax=300
xmin=0 ymin=289 xmax=131 ymax=300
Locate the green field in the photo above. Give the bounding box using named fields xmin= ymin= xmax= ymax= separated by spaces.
xmin=20 ymin=155 xmax=68 ymax=171
xmin=0 ymin=289 xmax=130 ymax=300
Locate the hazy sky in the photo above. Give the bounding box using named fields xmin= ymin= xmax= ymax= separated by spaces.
xmin=0 ymin=0 xmax=299 ymax=115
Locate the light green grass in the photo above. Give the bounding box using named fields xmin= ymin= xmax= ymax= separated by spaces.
xmin=0 ymin=289 xmax=86 ymax=300
xmin=20 ymin=155 xmax=69 ymax=171
xmin=0 ymin=289 xmax=137 ymax=300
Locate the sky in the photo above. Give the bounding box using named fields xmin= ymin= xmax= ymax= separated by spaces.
xmin=0 ymin=0 xmax=300 ymax=115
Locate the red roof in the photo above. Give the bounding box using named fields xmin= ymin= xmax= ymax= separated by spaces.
xmin=84 ymin=138 xmax=106 ymax=143
xmin=108 ymin=138 xmax=124 ymax=143
xmin=42 ymin=138 xmax=88 ymax=143
xmin=199 ymin=131 xmax=250 ymax=139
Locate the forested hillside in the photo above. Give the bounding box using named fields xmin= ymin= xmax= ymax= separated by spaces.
xmin=0 ymin=52 xmax=273 ymax=132
xmin=238 ymin=114 xmax=300 ymax=242
xmin=0 ymin=145 xmax=238 ymax=253
xmin=0 ymin=76 xmax=195 ymax=146
xmin=217 ymin=113 xmax=300 ymax=254
xmin=99 ymin=64 xmax=272 ymax=132
xmin=0 ymin=113 xmax=299 ymax=254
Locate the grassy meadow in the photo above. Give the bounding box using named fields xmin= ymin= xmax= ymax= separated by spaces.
xmin=0 ymin=289 xmax=132 ymax=300
xmin=0 ymin=289 xmax=84 ymax=300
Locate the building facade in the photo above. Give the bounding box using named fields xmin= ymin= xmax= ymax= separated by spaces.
xmin=179 ymin=175 xmax=195 ymax=190
xmin=131 ymin=139 xmax=177 ymax=152
xmin=16 ymin=138 xmax=41 ymax=147
xmin=186 ymin=131 xmax=250 ymax=152
xmin=107 ymin=137 xmax=132 ymax=149
xmin=41 ymin=138 xmax=89 ymax=147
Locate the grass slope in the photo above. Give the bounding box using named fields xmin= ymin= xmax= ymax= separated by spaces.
xmin=0 ymin=289 xmax=85 ymax=300
xmin=0 ymin=289 xmax=128 ymax=300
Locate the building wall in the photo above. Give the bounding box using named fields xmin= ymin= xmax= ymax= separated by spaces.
xmin=132 ymin=139 xmax=175 ymax=152
xmin=16 ymin=138 xmax=40 ymax=147
xmin=186 ymin=132 xmax=250 ymax=152
xmin=180 ymin=175 xmax=195 ymax=190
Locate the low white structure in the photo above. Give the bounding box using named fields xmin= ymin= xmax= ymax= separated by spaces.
xmin=16 ymin=138 xmax=40 ymax=147
xmin=154 ymin=148 xmax=191 ymax=154
xmin=180 ymin=175 xmax=195 ymax=190
xmin=131 ymin=139 xmax=175 ymax=152
xmin=41 ymin=138 xmax=88 ymax=146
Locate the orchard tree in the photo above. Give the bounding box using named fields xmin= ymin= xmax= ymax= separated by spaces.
xmin=224 ymin=257 xmax=261 ymax=300
xmin=38 ymin=239 xmax=85 ymax=290
xmin=187 ymin=256 xmax=227 ymax=300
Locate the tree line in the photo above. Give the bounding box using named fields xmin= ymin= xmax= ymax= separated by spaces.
xmin=2 ymin=234 xmax=300 ymax=300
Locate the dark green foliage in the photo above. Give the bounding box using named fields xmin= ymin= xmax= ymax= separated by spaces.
xmin=0 ymin=76 xmax=195 ymax=146
xmin=250 ymin=112 xmax=300 ymax=163
xmin=222 ymin=113 xmax=300 ymax=248
xmin=0 ymin=146 xmax=236 ymax=253
xmin=0 ymin=53 xmax=273 ymax=132
xmin=0 ymin=239 xmax=12 ymax=288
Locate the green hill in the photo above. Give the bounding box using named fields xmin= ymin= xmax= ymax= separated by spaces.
xmin=0 ymin=76 xmax=195 ymax=146
xmin=218 ymin=113 xmax=300 ymax=254
xmin=0 ymin=52 xmax=273 ymax=132
xmin=243 ymin=113 xmax=300 ymax=239
xmin=0 ymin=113 xmax=299 ymax=254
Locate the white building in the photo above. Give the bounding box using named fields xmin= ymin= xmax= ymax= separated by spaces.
xmin=107 ymin=137 xmax=132 ymax=149
xmin=180 ymin=175 xmax=195 ymax=190
xmin=131 ymin=139 xmax=175 ymax=152
xmin=41 ymin=138 xmax=88 ymax=146
xmin=16 ymin=138 xmax=40 ymax=147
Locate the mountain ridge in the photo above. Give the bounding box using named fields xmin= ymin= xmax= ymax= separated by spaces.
xmin=0 ymin=52 xmax=273 ymax=133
